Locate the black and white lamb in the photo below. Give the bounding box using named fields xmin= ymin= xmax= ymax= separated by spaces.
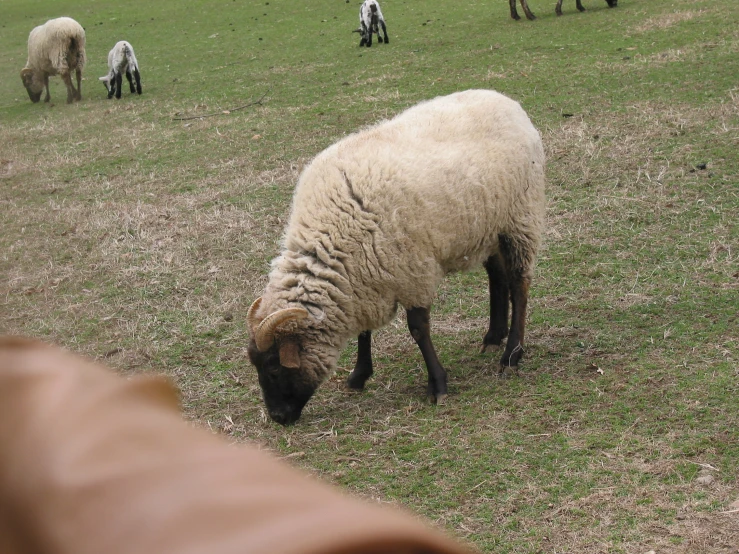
xmin=356 ymin=0 xmax=389 ymax=47
xmin=20 ymin=17 xmax=86 ymax=104
xmin=99 ymin=41 xmax=141 ymax=99
xmin=247 ymin=90 xmax=546 ymax=425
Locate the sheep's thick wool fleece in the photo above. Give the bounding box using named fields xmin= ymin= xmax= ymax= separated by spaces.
xmin=26 ymin=17 xmax=86 ymax=75
xmin=257 ymin=89 xmax=545 ymax=381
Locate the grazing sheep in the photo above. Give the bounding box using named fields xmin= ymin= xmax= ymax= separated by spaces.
xmin=555 ymin=0 xmax=617 ymax=16
xmin=509 ymin=0 xmax=617 ymax=20
xmin=20 ymin=17 xmax=86 ymax=104
xmin=247 ymin=89 xmax=546 ymax=425
xmin=99 ymin=40 xmax=142 ymax=99
xmin=356 ymin=0 xmax=389 ymax=47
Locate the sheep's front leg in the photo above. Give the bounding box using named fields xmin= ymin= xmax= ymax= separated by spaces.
xmin=407 ymin=307 xmax=448 ymax=404
xmin=556 ymin=0 xmax=564 ymax=15
xmin=481 ymin=253 xmax=509 ymax=352
xmin=347 ymin=331 xmax=373 ymax=390
xmin=43 ymin=75 xmax=51 ymax=103
xmin=359 ymin=23 xmax=368 ymax=46
xmin=519 ymin=0 xmax=537 ymax=20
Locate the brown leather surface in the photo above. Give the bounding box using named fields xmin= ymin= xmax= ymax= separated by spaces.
xmin=0 ymin=337 xmax=473 ymax=554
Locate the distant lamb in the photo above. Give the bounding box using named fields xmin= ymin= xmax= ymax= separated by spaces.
xmin=99 ymin=41 xmax=142 ymax=99
xmin=247 ymin=89 xmax=546 ymax=425
xmin=20 ymin=17 xmax=86 ymax=104
xmin=509 ymin=0 xmax=617 ymax=20
xmin=356 ymin=0 xmax=389 ymax=47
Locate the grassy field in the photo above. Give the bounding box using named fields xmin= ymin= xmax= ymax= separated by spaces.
xmin=1 ymin=0 xmax=738 ymax=551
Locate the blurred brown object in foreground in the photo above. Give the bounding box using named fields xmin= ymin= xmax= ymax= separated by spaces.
xmin=0 ymin=336 xmax=473 ymax=554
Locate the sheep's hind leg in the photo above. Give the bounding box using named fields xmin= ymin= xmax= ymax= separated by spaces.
xmin=126 ymin=70 xmax=136 ymax=94
xmin=133 ymin=68 xmax=142 ymax=94
xmin=509 ymin=0 xmax=522 ymax=20
xmin=380 ymin=20 xmax=389 ymax=44
xmin=75 ymin=67 xmax=82 ymax=100
xmin=373 ymin=21 xmax=383 ymax=43
xmin=407 ymin=307 xmax=448 ymax=404
xmin=498 ymin=235 xmax=532 ymax=371
xmin=115 ymin=72 xmax=123 ymax=99
xmin=61 ymin=72 xmax=75 ymax=104
xmin=576 ymin=0 xmax=586 ymax=12
xmin=556 ymin=0 xmax=565 ymax=15
xmin=347 ymin=331 xmax=373 ymax=390
xmin=481 ymin=253 xmax=509 ymax=353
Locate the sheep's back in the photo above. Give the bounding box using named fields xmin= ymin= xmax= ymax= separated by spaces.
xmin=27 ymin=17 xmax=86 ymax=74
xmin=285 ymin=90 xmax=545 ymax=313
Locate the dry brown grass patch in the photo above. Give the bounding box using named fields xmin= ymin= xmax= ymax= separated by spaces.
xmin=633 ymin=10 xmax=704 ymax=33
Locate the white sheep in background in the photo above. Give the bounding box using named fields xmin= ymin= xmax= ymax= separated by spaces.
xmin=356 ymin=0 xmax=388 ymax=47
xmin=20 ymin=17 xmax=86 ymax=104
xmin=247 ymin=89 xmax=546 ymax=425
xmin=99 ymin=40 xmax=142 ymax=99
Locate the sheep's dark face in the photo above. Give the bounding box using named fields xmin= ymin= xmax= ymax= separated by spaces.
xmin=20 ymin=69 xmax=43 ymax=103
xmin=248 ymin=338 xmax=317 ymax=425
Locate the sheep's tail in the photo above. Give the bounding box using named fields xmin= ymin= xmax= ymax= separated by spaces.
xmin=64 ymin=33 xmax=86 ymax=71
xmin=123 ymin=43 xmax=139 ymax=71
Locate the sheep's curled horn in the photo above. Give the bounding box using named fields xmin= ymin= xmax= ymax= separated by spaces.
xmin=247 ymin=297 xmax=309 ymax=353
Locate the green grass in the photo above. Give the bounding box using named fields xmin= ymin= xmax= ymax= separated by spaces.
xmin=1 ymin=0 xmax=738 ymax=552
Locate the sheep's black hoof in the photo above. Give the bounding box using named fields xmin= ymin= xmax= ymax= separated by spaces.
xmin=384 ymin=37 xmax=389 ymax=44
xmin=346 ymin=375 xmax=366 ymax=391
xmin=426 ymin=393 xmax=448 ymax=405
xmin=577 ymin=6 xmax=586 ymax=12
xmin=377 ymin=37 xmax=383 ymax=43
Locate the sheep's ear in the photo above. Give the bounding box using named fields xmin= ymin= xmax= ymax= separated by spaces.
xmin=279 ymin=340 xmax=301 ymax=369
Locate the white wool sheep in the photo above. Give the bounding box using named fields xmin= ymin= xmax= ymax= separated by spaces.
xmin=356 ymin=0 xmax=388 ymax=47
xmin=20 ymin=17 xmax=86 ymax=104
xmin=99 ymin=40 xmax=142 ymax=99
xmin=247 ymin=89 xmax=546 ymax=425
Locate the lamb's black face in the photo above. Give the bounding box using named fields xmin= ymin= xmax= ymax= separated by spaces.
xmin=247 ymin=339 xmax=317 ymax=425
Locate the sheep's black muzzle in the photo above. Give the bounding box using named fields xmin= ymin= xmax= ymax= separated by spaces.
xmin=25 ymin=88 xmax=42 ymax=103
xmin=269 ymin=406 xmax=303 ymax=426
